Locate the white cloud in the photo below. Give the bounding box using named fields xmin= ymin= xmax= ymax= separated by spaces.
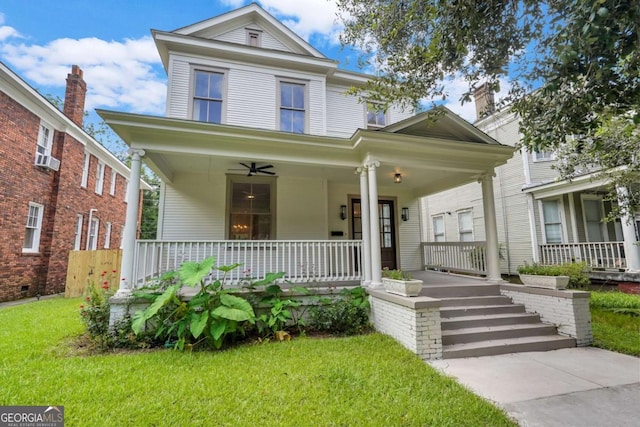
xmin=0 ymin=36 xmax=166 ymax=114
xmin=258 ymin=0 xmax=343 ymax=44
xmin=0 ymin=13 xmax=21 ymax=41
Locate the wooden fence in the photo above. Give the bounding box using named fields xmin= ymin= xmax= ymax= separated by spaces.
xmin=65 ymin=249 xmax=122 ymax=297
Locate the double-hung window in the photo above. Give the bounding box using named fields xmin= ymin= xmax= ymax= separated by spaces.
xmin=23 ymin=203 xmax=44 ymax=253
xmin=74 ymin=214 xmax=83 ymax=250
xmin=81 ymin=153 xmax=90 ymax=188
xmin=279 ymin=81 xmax=305 ymax=133
xmin=193 ymin=70 xmax=224 ymax=124
xmin=35 ymin=122 xmax=53 ymax=164
xmin=541 ymin=199 xmax=563 ymax=243
xmin=104 ymin=222 xmax=112 ymax=249
xmin=533 ymin=150 xmax=555 ymax=162
xmin=366 ymin=102 xmax=387 ymax=129
xmin=88 ymin=218 xmax=99 ymax=250
xmin=432 ymin=215 xmax=445 ymax=242
xmin=228 ymin=177 xmax=275 ymax=240
xmin=110 ymin=170 xmax=117 ymax=196
xmin=458 ymin=210 xmax=474 ymax=242
xmin=95 ymin=161 xmax=105 ymax=195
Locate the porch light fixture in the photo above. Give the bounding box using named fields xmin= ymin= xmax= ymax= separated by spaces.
xmin=340 ymin=205 xmax=347 ymax=220
xmin=401 ymin=207 xmax=409 ymax=221
xmin=394 ymin=173 xmax=402 ymax=184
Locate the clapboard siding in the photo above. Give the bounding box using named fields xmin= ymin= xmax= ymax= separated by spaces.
xmin=166 ymin=58 xmax=191 ymax=119
xmin=276 ymin=177 xmax=327 ymax=239
xmin=214 ymin=25 xmax=291 ymax=52
xmin=326 ymin=84 xmax=364 ymax=137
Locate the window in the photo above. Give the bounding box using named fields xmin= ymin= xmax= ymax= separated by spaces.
xmin=457 ymin=210 xmax=474 ymax=242
xmin=246 ymin=29 xmax=262 ymax=47
xmin=74 ymin=214 xmax=83 ymax=250
xmin=95 ymin=161 xmax=105 ymax=195
xmin=88 ymin=218 xmax=99 ymax=250
xmin=35 ymin=122 xmax=53 ymax=163
xmin=366 ymin=102 xmax=387 ymax=129
xmin=23 ymin=203 xmax=44 ymax=253
xmin=581 ymin=196 xmax=607 ymax=242
xmin=193 ymin=70 xmax=224 ymax=123
xmin=81 ymin=153 xmax=90 ymax=188
xmin=432 ymin=215 xmax=445 ymax=242
xmin=541 ymin=199 xmax=563 ymax=243
xmin=110 ymin=170 xmax=117 ymax=196
xmin=279 ymin=81 xmax=306 ymax=133
xmin=228 ymin=178 xmax=275 ymax=240
xmin=104 ymin=222 xmax=112 ymax=249
xmin=533 ymin=150 xmax=555 ymax=161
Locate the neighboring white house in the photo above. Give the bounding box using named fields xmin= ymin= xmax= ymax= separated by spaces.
xmin=421 ymin=87 xmax=640 ymax=281
xmin=99 ymin=3 xmax=514 ymax=294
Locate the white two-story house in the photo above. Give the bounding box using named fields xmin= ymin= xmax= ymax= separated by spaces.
xmin=99 ymin=3 xmax=514 ymax=293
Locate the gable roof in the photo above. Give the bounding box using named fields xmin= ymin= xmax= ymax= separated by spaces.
xmin=172 ymin=2 xmax=325 ymax=59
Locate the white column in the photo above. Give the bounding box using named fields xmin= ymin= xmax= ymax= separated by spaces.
xmin=616 ymin=186 xmax=640 ymax=272
xmin=357 ymin=167 xmax=372 ymax=286
xmin=367 ymin=160 xmax=383 ymax=288
xmin=116 ymin=149 xmax=145 ymax=296
xmin=481 ymin=171 xmax=502 ymax=282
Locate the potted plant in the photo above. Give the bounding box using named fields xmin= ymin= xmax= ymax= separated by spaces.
xmin=381 ymin=268 xmax=423 ymax=297
xmin=517 ymin=263 xmax=569 ymax=290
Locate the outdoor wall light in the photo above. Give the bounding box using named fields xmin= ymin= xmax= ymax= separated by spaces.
xmin=394 ymin=173 xmax=402 ymax=184
xmin=340 ymin=205 xmax=347 ymax=220
xmin=401 ymin=207 xmax=409 ymax=221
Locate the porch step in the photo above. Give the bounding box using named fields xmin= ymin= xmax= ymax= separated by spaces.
xmin=438 ymin=295 xmax=513 ymax=307
xmin=441 ymin=313 xmax=541 ymax=330
xmin=440 ymin=304 xmax=526 ymax=317
xmin=442 ymin=323 xmax=558 ymax=345
xmin=443 ymin=335 xmax=577 ymax=359
xmin=420 ymin=283 xmax=500 ymax=298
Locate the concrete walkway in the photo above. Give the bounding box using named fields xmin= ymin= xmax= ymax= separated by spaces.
xmin=429 ymin=347 xmax=640 ymax=427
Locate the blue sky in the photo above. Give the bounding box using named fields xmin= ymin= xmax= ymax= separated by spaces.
xmin=0 ymin=0 xmax=486 ymax=127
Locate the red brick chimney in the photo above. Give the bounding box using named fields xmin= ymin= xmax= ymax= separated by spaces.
xmin=63 ymin=65 xmax=87 ymax=127
xmin=473 ymin=82 xmax=496 ymax=120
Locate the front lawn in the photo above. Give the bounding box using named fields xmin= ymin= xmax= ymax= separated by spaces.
xmin=0 ymin=297 xmax=514 ymax=426
xmin=590 ymin=291 xmax=640 ymax=357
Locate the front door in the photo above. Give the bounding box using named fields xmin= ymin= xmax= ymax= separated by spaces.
xmin=351 ymin=199 xmax=397 ymax=270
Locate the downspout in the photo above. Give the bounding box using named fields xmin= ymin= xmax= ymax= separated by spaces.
xmin=86 ymin=208 xmax=98 ymax=250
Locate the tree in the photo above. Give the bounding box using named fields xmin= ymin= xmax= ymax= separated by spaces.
xmin=337 ymin=0 xmax=639 ymax=213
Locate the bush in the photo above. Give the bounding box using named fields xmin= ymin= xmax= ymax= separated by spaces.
xmin=590 ymin=291 xmax=640 ymax=316
xmin=518 ymin=262 xmax=590 ymax=289
xmin=310 ymin=300 xmax=370 ymax=336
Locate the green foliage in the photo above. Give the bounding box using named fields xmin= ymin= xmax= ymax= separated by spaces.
xmin=590 ymin=291 xmax=640 ymax=316
xmin=381 ymin=268 xmax=412 ymax=280
xmin=79 ymin=283 xmax=112 ymax=349
xmin=592 ymin=308 xmax=640 ymax=356
xmin=517 ymin=262 xmax=590 ymax=289
xmin=310 ymin=300 xmax=370 ymax=336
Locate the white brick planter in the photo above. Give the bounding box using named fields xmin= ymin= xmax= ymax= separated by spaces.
xmin=500 ymin=284 xmax=592 ymax=346
xmin=519 ymin=274 xmax=569 ymax=290
xmin=369 ymin=289 xmax=442 ymax=360
xmin=381 ymin=278 xmax=424 ymax=297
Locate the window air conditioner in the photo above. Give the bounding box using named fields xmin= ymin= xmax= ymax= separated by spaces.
xmin=35 ymin=154 xmax=61 ymax=171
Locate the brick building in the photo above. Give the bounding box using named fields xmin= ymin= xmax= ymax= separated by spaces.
xmin=0 ymin=62 xmax=149 ymax=302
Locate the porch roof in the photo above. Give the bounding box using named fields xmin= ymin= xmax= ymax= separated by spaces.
xmin=98 ymin=109 xmax=514 ymax=197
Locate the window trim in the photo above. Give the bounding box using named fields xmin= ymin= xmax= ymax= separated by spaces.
xmin=276 ymin=77 xmax=308 ymax=134
xmin=580 ymin=194 xmax=609 ymax=242
xmin=88 ymin=218 xmax=99 ymax=250
xmin=104 ymin=222 xmax=112 ymax=249
xmin=109 ymin=170 xmax=117 ymax=196
xmin=226 ymin=175 xmax=277 ymax=240
xmin=74 ymin=214 xmax=83 ymax=250
xmin=22 ymin=202 xmax=44 ymax=253
xmin=95 ymin=161 xmax=105 ymax=195
xmin=432 ymin=214 xmax=445 ymax=242
xmin=364 ymin=101 xmax=388 ymax=129
xmin=246 ymin=28 xmax=262 ymax=47
xmin=81 ymin=153 xmax=90 ymax=188
xmin=188 ymin=66 xmax=228 ymax=124
xmin=538 ymin=198 xmax=568 ymax=244
xmin=532 ymin=149 xmax=555 ymax=162
xmin=457 ymin=209 xmax=474 ymax=242
xmin=35 ymin=121 xmax=54 ymax=163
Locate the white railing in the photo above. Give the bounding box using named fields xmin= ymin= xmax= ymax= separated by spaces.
xmin=539 ymin=242 xmax=627 ymax=270
xmin=133 ymin=240 xmax=363 ymax=287
xmin=421 ymin=241 xmax=487 ymax=275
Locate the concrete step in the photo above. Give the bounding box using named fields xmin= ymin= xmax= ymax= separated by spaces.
xmin=420 ymin=283 xmax=501 ymax=298
xmin=440 ymin=304 xmax=526 ymax=317
xmin=438 ymin=295 xmax=513 ymax=307
xmin=441 ymin=313 xmax=541 ymax=330
xmin=442 ymin=323 xmax=558 ymax=345
xmin=443 ymin=335 xmax=577 ymax=359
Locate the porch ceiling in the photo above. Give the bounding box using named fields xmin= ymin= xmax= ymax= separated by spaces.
xmin=98 ymin=109 xmax=514 ymax=197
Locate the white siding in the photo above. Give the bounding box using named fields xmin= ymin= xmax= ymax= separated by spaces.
xmin=276 ymin=177 xmax=328 ymax=239
xmin=166 ymin=58 xmax=191 ymax=119
xmin=326 ymin=84 xmax=364 ymax=137
xmin=214 ymin=25 xmax=291 ymax=52
xmin=388 ymin=104 xmax=414 ymax=124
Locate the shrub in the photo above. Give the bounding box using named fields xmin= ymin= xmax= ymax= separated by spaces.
xmin=518 ymin=262 xmax=590 ymax=289
xmin=382 ymin=268 xmax=412 ymax=280
xmin=80 ymin=283 xmax=112 ymax=349
xmin=310 ymin=300 xmax=370 ymax=336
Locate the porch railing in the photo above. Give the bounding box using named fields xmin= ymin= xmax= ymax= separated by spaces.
xmin=539 ymin=242 xmax=626 ymax=270
xmin=421 ymin=241 xmax=487 ymax=275
xmin=133 ymin=240 xmax=363 ymax=287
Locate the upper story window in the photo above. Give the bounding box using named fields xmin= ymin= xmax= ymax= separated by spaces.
xmin=95 ymin=161 xmax=105 ymax=195
xmin=193 ymin=69 xmax=224 ymax=124
xmin=246 ymin=29 xmax=262 ymax=47
xmin=457 ymin=210 xmax=474 ymax=242
xmin=533 ymin=149 xmax=555 ymax=162
xmin=109 ymin=170 xmax=117 ymax=196
xmin=228 ymin=176 xmax=275 ymax=240
xmin=35 ymin=122 xmax=53 ymax=163
xmin=81 ymin=153 xmax=90 ymax=188
xmin=432 ymin=215 xmax=445 ymax=242
xmin=23 ymin=202 xmax=44 ymax=253
xmin=279 ymin=80 xmax=306 ymax=134
xmin=366 ymin=102 xmax=387 ymax=129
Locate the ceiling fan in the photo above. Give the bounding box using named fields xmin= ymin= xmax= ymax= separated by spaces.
xmin=230 ymin=162 xmax=276 ymax=176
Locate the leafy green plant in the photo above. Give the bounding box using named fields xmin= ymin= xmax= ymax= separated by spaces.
xmin=132 ymin=257 xmax=256 ymax=350
xmin=382 ymin=268 xmax=412 ymax=280
xmin=517 ymin=262 xmax=590 ymax=289
xmin=79 ymin=282 xmax=112 ymax=350
xmin=339 ymin=286 xmax=370 ymax=310
xmin=590 ymin=291 xmax=640 ymax=316
xmin=310 ymin=300 xmax=370 ymax=336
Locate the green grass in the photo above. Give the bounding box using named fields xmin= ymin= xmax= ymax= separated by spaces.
xmin=590 ymin=291 xmax=640 ymax=356
xmin=0 ymin=297 xmax=515 ymax=427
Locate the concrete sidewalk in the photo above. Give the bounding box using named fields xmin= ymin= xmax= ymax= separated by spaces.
xmin=429 ymin=347 xmax=640 ymax=427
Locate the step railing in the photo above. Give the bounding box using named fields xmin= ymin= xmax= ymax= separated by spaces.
xmin=421 ymin=241 xmax=487 ymax=275
xmin=539 ymin=242 xmax=626 ymax=270
xmin=134 ymin=240 xmax=363 ymax=287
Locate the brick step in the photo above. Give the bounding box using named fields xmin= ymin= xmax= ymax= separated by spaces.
xmin=442 ymin=323 xmax=558 ymax=345
xmin=440 ymin=304 xmax=526 ymax=317
xmin=443 ymin=335 xmax=577 ymax=359
xmin=438 ymin=295 xmax=513 ymax=307
xmin=441 ymin=313 xmax=541 ymax=330
xmin=420 ymin=284 xmax=500 ymax=298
